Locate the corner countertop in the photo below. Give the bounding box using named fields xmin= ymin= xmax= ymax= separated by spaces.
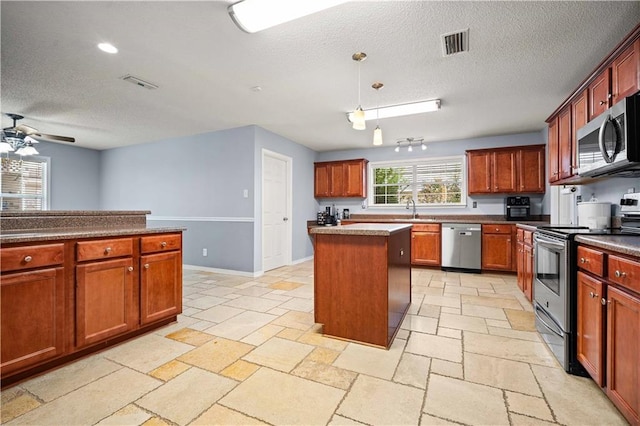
xmin=309 ymin=223 xmax=413 ymax=236
xmin=0 ymin=225 xmax=185 ymax=245
xmin=574 ymin=235 xmax=640 ymax=258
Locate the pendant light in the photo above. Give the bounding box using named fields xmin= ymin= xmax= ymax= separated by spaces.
xmin=351 ymin=52 xmax=367 ymax=130
xmin=372 ymin=82 xmax=383 ymax=145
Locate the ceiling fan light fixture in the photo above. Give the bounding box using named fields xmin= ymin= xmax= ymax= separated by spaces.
xmin=0 ymin=141 xmax=15 ymax=153
xmin=16 ymin=143 xmax=39 ymax=156
xmin=228 ymin=0 xmax=345 ymax=33
xmin=98 ymin=43 xmax=118 ymax=54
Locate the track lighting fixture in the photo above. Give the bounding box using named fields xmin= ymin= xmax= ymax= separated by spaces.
xmin=394 ymin=137 xmax=425 ymax=153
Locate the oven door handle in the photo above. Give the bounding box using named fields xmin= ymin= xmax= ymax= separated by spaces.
xmin=535 ymin=304 xmax=563 ymax=338
xmin=534 ymin=235 xmax=565 ymax=250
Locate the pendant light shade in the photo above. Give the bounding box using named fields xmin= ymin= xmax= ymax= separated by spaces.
xmin=373 ymin=125 xmax=383 ymax=146
xmin=352 ymin=106 xmax=366 ymax=130
xmin=0 ymin=141 xmax=15 ymax=153
xmin=16 ymin=143 xmax=39 ymax=156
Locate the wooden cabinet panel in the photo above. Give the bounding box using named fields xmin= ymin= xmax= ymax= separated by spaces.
xmin=577 ymin=245 xmax=605 ymax=277
xmin=314 ymin=163 xmax=330 ymax=197
xmin=1 ymin=267 xmax=65 ymax=375
xmin=493 ymin=150 xmax=517 ymax=193
xmin=570 ymin=90 xmax=588 ymax=177
xmin=518 ymin=146 xmax=545 ymax=193
xmin=589 ymin=68 xmax=611 ymax=120
xmin=76 ymin=257 xmax=136 ymax=347
xmin=467 ymin=151 xmax=492 ymax=194
xmin=516 ymin=241 xmax=525 ymax=292
xmin=558 ymin=107 xmax=572 ymax=180
xmin=481 ymin=225 xmax=514 ymax=271
xmin=608 ymin=255 xmax=640 ymax=294
xmin=516 ymin=228 xmax=533 ymax=301
xmin=411 ymin=224 xmax=441 ymax=266
xmin=612 ymin=39 xmax=640 ymax=105
xmin=141 ymin=233 xmax=182 ymax=254
xmin=140 ymin=251 xmax=182 ymax=325
xmin=76 ymin=238 xmax=133 ymax=262
xmin=1 ymin=243 xmax=64 ymax=272
xmin=523 ymin=243 xmax=533 ymax=302
xmin=577 ymin=271 xmax=605 ymax=386
xmin=606 ymin=285 xmax=640 ymax=425
xmin=548 ymin=117 xmax=560 ymax=183
xmin=314 ymin=159 xmax=367 ymax=198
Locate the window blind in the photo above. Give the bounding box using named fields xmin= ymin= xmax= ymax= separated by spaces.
xmin=1 ymin=157 xmax=46 ymax=211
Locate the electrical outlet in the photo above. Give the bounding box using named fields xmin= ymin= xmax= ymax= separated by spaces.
xmin=243 ymin=189 xmax=249 ymax=198
xmin=202 ymin=248 xmax=208 ymax=257
xmin=472 ymin=201 xmax=477 ymax=208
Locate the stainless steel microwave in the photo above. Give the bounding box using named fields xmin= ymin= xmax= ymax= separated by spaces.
xmin=577 ymin=90 xmax=640 ymax=177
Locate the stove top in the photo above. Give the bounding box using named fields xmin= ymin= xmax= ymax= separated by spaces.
xmin=537 ymin=225 xmax=640 ymax=239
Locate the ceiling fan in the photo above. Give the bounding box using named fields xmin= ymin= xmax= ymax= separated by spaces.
xmin=1 ymin=113 xmax=75 ymax=156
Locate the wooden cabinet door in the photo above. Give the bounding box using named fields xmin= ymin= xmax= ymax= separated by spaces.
xmin=589 ymin=68 xmax=611 ymax=120
xmin=76 ymin=258 xmax=136 ymax=347
xmin=606 ymin=285 xmax=640 ymax=425
xmin=577 ymin=271 xmax=605 ymax=386
xmin=492 ymin=150 xmax=517 ymax=193
xmin=314 ymin=163 xmax=330 ymax=197
xmin=516 ymin=241 xmax=525 ymax=292
xmin=1 ymin=268 xmax=65 ymax=375
xmin=518 ymin=146 xmax=545 ymax=193
xmin=344 ymin=160 xmax=366 ymax=197
xmin=548 ymin=117 xmax=559 ymax=183
xmin=329 ymin=163 xmax=345 ymax=196
xmin=411 ymin=229 xmax=441 ymax=266
xmin=571 ymin=90 xmax=588 ymax=177
xmin=481 ymin=227 xmax=513 ymax=271
xmin=523 ymin=243 xmax=534 ymax=302
xmin=140 ymin=251 xmax=182 ymax=325
xmin=612 ymin=39 xmax=640 ymax=105
xmin=467 ymin=151 xmax=492 ymax=194
xmin=558 ymin=106 xmax=573 ymax=180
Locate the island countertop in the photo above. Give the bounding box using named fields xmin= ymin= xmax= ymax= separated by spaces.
xmin=309 ymin=223 xmax=413 ymax=236
xmin=0 ymin=225 xmax=186 ymax=244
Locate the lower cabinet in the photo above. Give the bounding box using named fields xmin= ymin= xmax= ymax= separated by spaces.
xmin=140 ymin=251 xmax=182 ymax=325
xmin=577 ymin=271 xmax=605 ymax=386
xmin=515 ymin=228 xmax=534 ymax=302
xmin=482 ymin=224 xmax=515 ymax=272
xmin=0 ymin=267 xmax=65 ymax=376
xmin=411 ymin=224 xmax=441 ymax=266
xmin=76 ymin=258 xmax=136 ymax=347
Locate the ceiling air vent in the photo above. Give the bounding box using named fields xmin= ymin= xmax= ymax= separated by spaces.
xmin=120 ymin=74 xmax=159 ymax=90
xmin=441 ymin=29 xmax=469 ymax=57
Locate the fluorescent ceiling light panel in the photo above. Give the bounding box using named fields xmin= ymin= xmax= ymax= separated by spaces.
xmin=347 ymin=99 xmax=441 ymax=122
xmin=228 ymin=0 xmax=346 ymax=33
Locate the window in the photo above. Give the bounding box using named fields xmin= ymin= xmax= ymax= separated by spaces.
xmin=1 ymin=156 xmax=49 ymax=211
xmin=369 ymin=156 xmax=466 ymax=207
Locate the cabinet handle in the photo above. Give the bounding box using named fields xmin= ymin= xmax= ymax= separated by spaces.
xmin=128 ymin=266 xmax=134 ymax=272
xmin=105 ymin=247 xmax=112 ymax=254
xmin=580 ymin=257 xmax=587 ymax=264
xmin=144 ymin=264 xmax=150 ymax=269
xmin=601 ymin=298 xmax=607 ymax=306
xmin=599 ymin=100 xmax=606 ymax=106
xmin=614 ymin=270 xmax=626 ymax=278
xmin=400 ymin=249 xmax=404 ymax=257
xmin=589 ymin=291 xmax=599 ymax=298
xmin=161 ymin=241 xmax=167 ymax=248
xmin=23 ymin=255 xmax=33 ymax=263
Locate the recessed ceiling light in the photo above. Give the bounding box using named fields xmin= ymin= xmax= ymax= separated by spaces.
xmin=98 ymin=43 xmax=118 ymax=54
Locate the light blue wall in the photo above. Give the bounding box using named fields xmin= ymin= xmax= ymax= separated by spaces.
xmin=35 ymin=141 xmax=101 ymax=210
xmin=579 ymin=177 xmax=640 ymax=216
xmin=315 ymin=131 xmax=550 ymax=217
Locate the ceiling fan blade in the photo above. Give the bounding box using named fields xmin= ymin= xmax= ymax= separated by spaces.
xmin=15 ymin=124 xmax=40 ymax=135
xmin=32 ymin=133 xmax=75 ymax=143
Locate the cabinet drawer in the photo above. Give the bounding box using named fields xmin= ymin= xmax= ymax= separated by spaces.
xmin=577 ymin=246 xmax=604 ymax=277
xmin=76 ymin=238 xmax=133 ymax=262
xmin=411 ymin=224 xmax=440 ymax=232
xmin=608 ymin=255 xmax=640 ymax=294
xmin=1 ymin=244 xmax=64 ymax=272
xmin=140 ymin=234 xmax=182 ymax=254
xmin=483 ymin=224 xmax=513 ymax=234
xmin=523 ymin=230 xmax=533 ymax=245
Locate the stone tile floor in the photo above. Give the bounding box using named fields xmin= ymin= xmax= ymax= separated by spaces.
xmin=1 ymin=262 xmax=629 ymax=425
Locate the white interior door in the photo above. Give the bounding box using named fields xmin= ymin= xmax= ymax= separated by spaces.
xmin=262 ymin=150 xmax=292 ymax=272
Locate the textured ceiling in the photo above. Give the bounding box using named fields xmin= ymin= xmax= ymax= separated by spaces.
xmin=1 ymin=1 xmax=640 ymax=152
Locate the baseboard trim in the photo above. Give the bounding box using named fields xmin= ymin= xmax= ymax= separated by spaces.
xmin=292 ymin=255 xmax=314 ymax=265
xmin=182 ymin=264 xmax=260 ymax=278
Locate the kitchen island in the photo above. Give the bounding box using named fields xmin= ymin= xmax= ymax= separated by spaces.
xmin=0 ymin=211 xmax=184 ymax=387
xmin=310 ymin=223 xmax=412 ymax=348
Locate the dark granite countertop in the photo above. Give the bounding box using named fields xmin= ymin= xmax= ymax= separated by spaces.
xmin=575 ymin=235 xmax=640 ymax=258
xmin=516 ymin=223 xmax=539 ymax=232
xmin=0 ymin=210 xmax=151 ymax=217
xmin=310 ymin=223 xmax=413 ymax=236
xmin=309 ymin=215 xmax=549 ymax=227
xmin=0 ymin=225 xmax=185 ymax=245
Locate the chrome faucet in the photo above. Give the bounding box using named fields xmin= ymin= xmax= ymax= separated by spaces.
xmin=406 ymin=198 xmax=417 ymax=219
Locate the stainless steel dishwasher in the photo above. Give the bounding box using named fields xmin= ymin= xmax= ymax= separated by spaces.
xmin=441 ymin=223 xmax=482 ymax=272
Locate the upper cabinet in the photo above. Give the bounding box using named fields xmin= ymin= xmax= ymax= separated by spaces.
xmin=547 ymin=26 xmax=640 ymax=185
xmin=314 ymin=159 xmax=368 ymax=198
xmin=467 ymin=145 xmax=545 ymax=195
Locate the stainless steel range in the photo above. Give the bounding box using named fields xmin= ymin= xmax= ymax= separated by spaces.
xmin=533 ymin=192 xmax=640 ymax=375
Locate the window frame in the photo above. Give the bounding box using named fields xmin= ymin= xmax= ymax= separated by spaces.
xmin=367 ymin=155 xmax=467 ymax=208
xmin=1 ymin=154 xmax=51 ymax=211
